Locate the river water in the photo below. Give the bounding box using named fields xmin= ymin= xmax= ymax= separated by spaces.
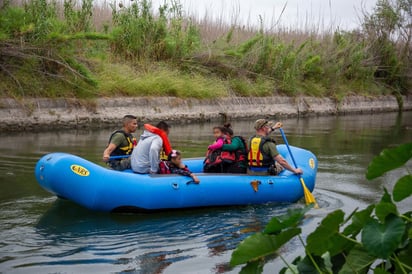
xmin=1 ymin=112 xmax=411 ymax=273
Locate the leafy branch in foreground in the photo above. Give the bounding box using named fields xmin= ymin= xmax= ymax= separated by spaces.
xmin=230 ymin=142 xmax=412 ymax=273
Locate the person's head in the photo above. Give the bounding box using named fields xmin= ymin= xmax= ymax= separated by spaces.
xmin=122 ymin=115 xmax=138 ymax=133
xmin=168 ymin=149 xmax=182 ymax=165
xmin=254 ymin=119 xmax=274 ymax=136
xmin=156 ymin=121 xmax=170 ymax=135
xmin=212 ymin=126 xmax=225 ymax=139
xmin=223 ymin=123 xmax=234 ymax=136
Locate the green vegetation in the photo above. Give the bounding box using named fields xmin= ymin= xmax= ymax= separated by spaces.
xmin=0 ymin=0 xmax=410 ymax=99
xmin=230 ymin=142 xmax=412 ymax=273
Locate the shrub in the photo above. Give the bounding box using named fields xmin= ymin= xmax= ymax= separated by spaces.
xmin=230 ymin=142 xmax=412 ymax=273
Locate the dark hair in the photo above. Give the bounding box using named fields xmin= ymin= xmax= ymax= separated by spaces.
xmin=223 ymin=123 xmax=233 ymax=136
xmin=168 ymin=149 xmax=181 ymax=161
xmin=213 ymin=126 xmax=225 ymax=134
xmin=122 ymin=115 xmax=137 ymax=125
xmin=156 ymin=121 xmax=170 ymax=132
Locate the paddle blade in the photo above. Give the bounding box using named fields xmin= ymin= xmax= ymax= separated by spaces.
xmin=300 ymin=177 xmax=319 ymax=208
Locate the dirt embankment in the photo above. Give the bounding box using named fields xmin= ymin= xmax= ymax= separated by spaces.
xmin=1 ymin=95 xmax=411 ymax=131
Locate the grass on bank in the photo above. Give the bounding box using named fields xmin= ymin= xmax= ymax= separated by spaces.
xmin=96 ymin=62 xmax=229 ymax=98
xmin=0 ymin=0 xmax=410 ymax=100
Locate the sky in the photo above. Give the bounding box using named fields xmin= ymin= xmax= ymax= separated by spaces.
xmin=149 ymin=0 xmax=379 ymax=30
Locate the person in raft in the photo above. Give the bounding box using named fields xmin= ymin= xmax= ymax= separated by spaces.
xmin=203 ymin=126 xmax=230 ymax=173
xmin=247 ymin=119 xmax=303 ymax=176
xmin=131 ymin=121 xmax=172 ymax=174
xmin=220 ymin=123 xmax=248 ymax=173
xmin=207 ymin=126 xmax=228 ymax=151
xmin=102 ymin=115 xmax=138 ymax=171
xmin=159 ymin=150 xmax=200 ymax=183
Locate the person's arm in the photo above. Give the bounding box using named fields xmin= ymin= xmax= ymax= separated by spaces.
xmin=102 ymin=133 xmax=124 ymax=162
xmin=149 ymin=137 xmax=162 ymax=173
xmin=222 ymin=137 xmax=241 ymax=151
xmin=103 ymin=143 xmax=117 ymax=162
xmin=171 ymin=166 xmax=200 ymax=183
xmin=274 ymin=154 xmax=303 ymax=174
xmin=208 ymin=138 xmax=224 ymax=150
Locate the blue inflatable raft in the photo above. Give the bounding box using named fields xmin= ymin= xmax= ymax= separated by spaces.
xmin=35 ymin=145 xmax=318 ymax=212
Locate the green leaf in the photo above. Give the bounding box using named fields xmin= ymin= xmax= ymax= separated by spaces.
xmin=280 ymin=264 xmax=298 ymax=274
xmin=393 ymin=175 xmax=412 ymax=202
xmin=306 ymin=210 xmax=351 ymax=256
xmin=239 ymin=260 xmax=264 ymax=274
xmin=380 ymin=188 xmax=392 ymax=203
xmin=373 ymin=268 xmax=391 ymax=274
xmin=264 ymin=206 xmax=311 ymax=234
xmin=395 ymin=241 xmax=412 ymax=271
xmin=343 ymin=205 xmax=374 ymax=237
xmin=338 ymin=246 xmax=375 ymax=274
xmin=230 ymin=228 xmax=301 ymax=266
xmin=366 ymin=142 xmax=412 ymax=180
xmin=375 ymin=189 xmax=398 ymax=222
xmin=297 ymin=254 xmax=332 ymax=274
xmin=375 ymin=202 xmax=398 ymax=222
xmin=361 ymin=214 xmax=406 ymax=259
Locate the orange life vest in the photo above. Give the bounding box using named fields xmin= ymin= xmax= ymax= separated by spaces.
xmin=144 ymin=124 xmax=172 ymax=160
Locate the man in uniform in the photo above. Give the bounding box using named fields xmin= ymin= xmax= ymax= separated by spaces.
xmin=247 ymin=119 xmax=303 ymax=175
xmin=103 ymin=115 xmax=138 ymax=170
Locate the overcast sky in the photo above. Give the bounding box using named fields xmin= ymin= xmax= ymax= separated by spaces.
xmin=149 ymin=0 xmax=379 ymax=30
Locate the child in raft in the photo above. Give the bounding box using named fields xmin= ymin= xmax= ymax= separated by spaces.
xmin=159 ymin=150 xmax=200 ymax=183
xmin=207 ymin=126 xmax=228 ymax=151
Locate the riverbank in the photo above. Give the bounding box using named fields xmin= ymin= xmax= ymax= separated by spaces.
xmin=1 ymin=95 xmax=411 ymax=132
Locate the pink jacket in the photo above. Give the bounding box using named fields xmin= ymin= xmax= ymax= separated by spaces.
xmin=208 ymin=137 xmax=225 ymax=150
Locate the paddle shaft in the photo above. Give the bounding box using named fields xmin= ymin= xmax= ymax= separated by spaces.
xmin=109 ymin=155 xmax=130 ymax=160
xmin=278 ymin=128 xmax=299 ymax=170
xmin=279 ymin=127 xmax=319 ymax=208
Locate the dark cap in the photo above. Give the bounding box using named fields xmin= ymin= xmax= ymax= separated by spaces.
xmin=254 ymin=119 xmax=268 ymax=130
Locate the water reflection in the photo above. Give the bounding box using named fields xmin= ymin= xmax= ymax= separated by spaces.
xmin=31 ymin=199 xmax=305 ymax=273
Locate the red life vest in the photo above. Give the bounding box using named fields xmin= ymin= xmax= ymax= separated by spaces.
xmin=159 ymin=161 xmax=171 ymax=174
xmin=204 ymin=135 xmax=235 ymax=167
xmin=144 ymin=124 xmax=172 ymax=160
xmin=232 ymin=136 xmax=248 ymax=163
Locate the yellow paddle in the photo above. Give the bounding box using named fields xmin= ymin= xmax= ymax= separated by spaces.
xmin=279 ymin=128 xmax=319 ymax=208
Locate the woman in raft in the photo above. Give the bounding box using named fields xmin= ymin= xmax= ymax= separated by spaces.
xmin=203 ymin=123 xmax=247 ymax=173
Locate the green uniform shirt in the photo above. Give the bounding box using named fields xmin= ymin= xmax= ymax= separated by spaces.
xmin=110 ymin=132 xmax=129 ymax=148
xmin=262 ymin=139 xmax=279 ymax=160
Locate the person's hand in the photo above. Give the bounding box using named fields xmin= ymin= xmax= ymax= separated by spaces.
xmin=271 ymin=122 xmax=283 ymax=130
xmin=294 ymin=168 xmax=303 ymax=175
xmin=191 ymin=174 xmax=200 ymax=183
xmin=103 ymin=155 xmax=109 ymax=162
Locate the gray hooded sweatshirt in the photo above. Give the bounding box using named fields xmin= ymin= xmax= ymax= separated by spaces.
xmin=131 ymin=130 xmax=163 ymax=174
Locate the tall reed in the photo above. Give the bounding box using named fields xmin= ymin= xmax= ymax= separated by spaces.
xmin=0 ymin=0 xmax=410 ymax=98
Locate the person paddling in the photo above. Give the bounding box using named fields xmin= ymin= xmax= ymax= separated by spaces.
xmin=102 ymin=115 xmax=137 ymax=171
xmin=248 ymin=119 xmax=303 ymax=176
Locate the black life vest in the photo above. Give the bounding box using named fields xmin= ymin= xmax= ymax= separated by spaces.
xmin=248 ymin=135 xmax=276 ymax=167
xmin=108 ymin=130 xmax=137 ymax=156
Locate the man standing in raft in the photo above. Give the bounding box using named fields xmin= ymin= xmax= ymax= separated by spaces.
xmin=103 ymin=115 xmax=138 ymax=170
xmin=248 ymin=119 xmax=303 ymax=176
xmin=131 ymin=121 xmax=172 ymax=174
